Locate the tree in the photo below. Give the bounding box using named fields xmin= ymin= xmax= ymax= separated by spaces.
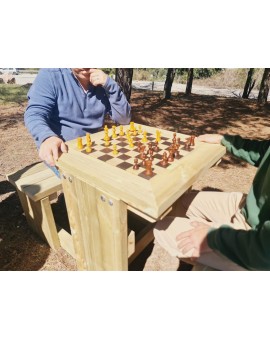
xmin=242 ymin=68 xmax=255 ymax=99
xmin=115 ymin=68 xmax=133 ymax=102
xmin=185 ymin=68 xmax=194 ymax=96
xmin=163 ymin=68 xmax=176 ymax=99
xmin=258 ymin=68 xmax=270 ymax=105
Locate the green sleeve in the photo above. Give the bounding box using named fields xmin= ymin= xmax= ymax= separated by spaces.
xmin=207 ymin=221 xmax=270 ymax=270
xmin=222 ymin=135 xmax=270 ymax=167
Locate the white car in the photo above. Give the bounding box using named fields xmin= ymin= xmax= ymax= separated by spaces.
xmin=0 ymin=68 xmax=19 ymax=75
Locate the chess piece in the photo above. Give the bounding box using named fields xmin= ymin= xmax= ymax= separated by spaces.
xmin=141 ymin=131 xmax=148 ymax=143
xmin=77 ymin=137 xmax=83 ymax=150
xmin=161 ymin=152 xmax=168 ymax=166
xmin=145 ymin=159 xmax=153 ymax=176
xmin=112 ymin=126 xmax=117 ymax=139
xmin=133 ymin=158 xmax=139 ymax=170
xmin=168 ymin=150 xmax=174 ymax=162
xmin=112 ymin=144 xmax=118 ymax=155
xmin=119 ymin=125 xmax=124 ymax=136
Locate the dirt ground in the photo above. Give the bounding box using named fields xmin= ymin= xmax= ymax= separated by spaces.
xmin=1 ymin=89 xmax=270 ymax=271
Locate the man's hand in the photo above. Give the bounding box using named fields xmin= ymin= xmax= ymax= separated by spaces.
xmin=89 ymin=69 xmax=108 ymax=86
xmin=176 ymin=221 xmax=212 ymax=258
xmin=39 ymin=136 xmax=68 ymax=166
xmin=198 ymin=134 xmax=223 ymax=144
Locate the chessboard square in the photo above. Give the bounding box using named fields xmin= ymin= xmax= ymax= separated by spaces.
xmin=148 ymin=137 xmax=155 ymax=141
xmin=125 ymin=150 xmax=137 ymax=157
xmin=161 ymin=136 xmax=170 ymax=141
xmin=162 ymin=141 xmax=171 ymax=146
xmin=133 ymin=137 xmax=140 ymax=141
xmin=118 ymin=147 xmax=130 ymax=153
xmin=117 ymin=161 xmax=133 ymax=170
xmin=117 ymin=142 xmax=128 ymax=147
xmin=106 ymin=157 xmax=123 ymax=166
xmin=98 ymin=154 xmax=113 ymax=162
xmin=139 ymin=171 xmax=157 ymax=180
xmin=100 ymin=147 xmax=112 ymax=153
xmin=154 ymin=153 xmax=163 ymax=160
xmin=156 ymin=161 xmax=170 ymax=168
xmin=118 ymin=154 xmax=131 ymax=161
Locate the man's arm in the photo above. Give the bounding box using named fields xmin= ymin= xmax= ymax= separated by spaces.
xmin=89 ymin=69 xmax=131 ymax=125
xmin=24 ymin=69 xmax=67 ymax=165
xmin=198 ymin=133 xmax=270 ymax=167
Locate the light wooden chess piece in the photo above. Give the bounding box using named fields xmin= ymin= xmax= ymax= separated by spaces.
xmin=112 ymin=144 xmax=118 ymax=155
xmin=141 ymin=131 xmax=148 ymax=143
xmin=77 ymin=137 xmax=83 ymax=150
xmin=119 ymin=125 xmax=124 ymax=136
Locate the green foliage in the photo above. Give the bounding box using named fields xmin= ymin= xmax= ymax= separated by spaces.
xmin=0 ymin=84 xmax=29 ymax=104
xmin=133 ymin=68 xmax=223 ymax=82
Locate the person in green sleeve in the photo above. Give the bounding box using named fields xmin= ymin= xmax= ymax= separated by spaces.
xmin=154 ymin=134 xmax=270 ymax=270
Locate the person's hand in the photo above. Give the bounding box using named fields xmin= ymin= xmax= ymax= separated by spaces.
xmin=197 ymin=134 xmax=223 ymax=144
xmin=39 ymin=136 xmax=68 ymax=166
xmin=89 ymin=69 xmax=108 ymax=86
xmin=176 ymin=221 xmax=212 ymax=258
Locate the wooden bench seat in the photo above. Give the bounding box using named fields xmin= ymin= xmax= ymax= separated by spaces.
xmin=6 ymin=162 xmax=62 ymax=250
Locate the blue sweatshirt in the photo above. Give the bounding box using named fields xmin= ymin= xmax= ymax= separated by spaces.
xmin=24 ymin=68 xmax=131 ymax=148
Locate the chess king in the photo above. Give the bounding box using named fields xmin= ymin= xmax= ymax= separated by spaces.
xmin=24 ymin=68 xmax=131 ymax=177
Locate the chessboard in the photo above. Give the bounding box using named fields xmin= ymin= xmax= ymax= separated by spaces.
xmin=59 ymin=123 xmax=225 ymax=219
xmin=73 ymin=123 xmax=196 ymax=181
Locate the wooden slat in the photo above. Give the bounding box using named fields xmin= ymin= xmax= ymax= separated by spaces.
xmin=128 ymin=229 xmax=135 ymax=257
xmin=58 ymin=229 xmax=76 ymax=258
xmin=23 ymin=175 xmax=62 ymax=202
xmin=6 ymin=162 xmax=47 ymax=186
xmin=128 ymin=223 xmax=154 ymax=264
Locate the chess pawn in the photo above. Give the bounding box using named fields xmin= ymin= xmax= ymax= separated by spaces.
xmin=174 ymin=149 xmax=180 ymax=159
xmin=129 ymin=121 xmax=135 ymax=132
xmin=161 ymin=151 xmax=168 ymax=166
xmin=138 ymin=125 xmax=143 ymax=134
xmin=112 ymin=144 xmax=118 ymax=155
xmin=77 ymin=137 xmax=83 ymax=150
xmin=119 ymin=125 xmax=124 ymax=136
xmin=133 ymin=158 xmax=139 ymax=170
xmin=104 ymin=130 xmax=110 ymax=141
xmin=168 ymin=150 xmax=174 ymax=162
xmin=85 ymin=145 xmax=92 ymax=153
xmin=141 ymin=153 xmax=147 ymax=167
xmin=154 ymin=142 xmax=159 ymax=152
xmin=190 ymin=135 xmax=195 ymax=146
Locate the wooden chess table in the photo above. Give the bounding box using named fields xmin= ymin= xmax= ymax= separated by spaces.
xmin=56 ymin=124 xmax=225 ymax=270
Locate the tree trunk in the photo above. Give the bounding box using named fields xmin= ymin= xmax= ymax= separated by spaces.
xmin=163 ymin=68 xmax=176 ymax=99
xmin=258 ymin=68 xmax=270 ymax=105
xmin=185 ymin=68 xmax=194 ymax=96
xmin=242 ymin=68 xmax=255 ymax=99
xmin=115 ymin=68 xmax=133 ymax=102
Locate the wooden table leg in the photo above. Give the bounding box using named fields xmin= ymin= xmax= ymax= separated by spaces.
xmin=61 ymin=174 xmax=128 ymax=271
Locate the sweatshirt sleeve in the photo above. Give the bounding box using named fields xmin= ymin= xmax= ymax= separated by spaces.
xmin=222 ymin=135 xmax=270 ymax=167
xmin=103 ymin=77 xmax=131 ymax=125
xmin=207 ymin=221 xmax=270 ymax=270
xmin=24 ymin=69 xmax=58 ymax=148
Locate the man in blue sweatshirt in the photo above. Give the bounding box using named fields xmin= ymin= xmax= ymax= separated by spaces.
xmin=24 ymin=68 xmax=131 ymax=174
